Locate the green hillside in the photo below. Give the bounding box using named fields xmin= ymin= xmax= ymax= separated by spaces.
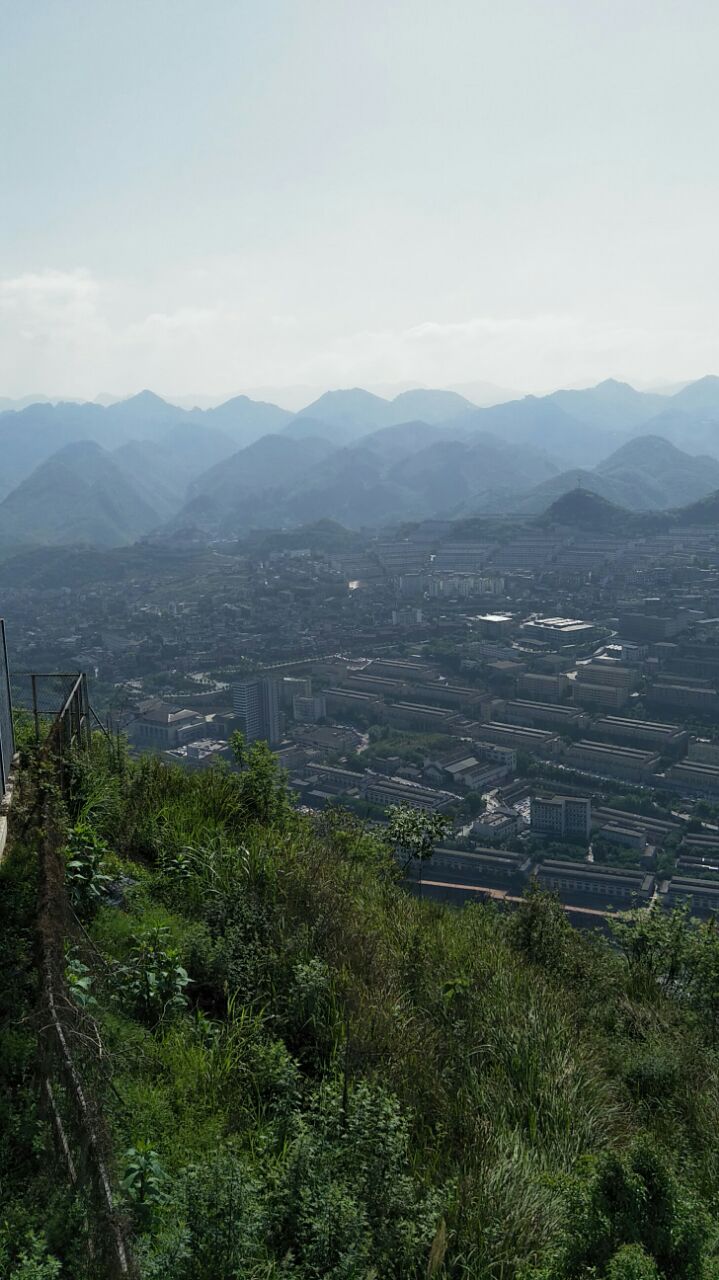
xmin=4 ymin=736 xmax=719 ymax=1277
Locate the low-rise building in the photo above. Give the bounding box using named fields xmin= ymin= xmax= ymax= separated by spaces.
xmin=660 ymin=876 xmax=719 ymax=916
xmin=384 ymin=702 xmax=460 ymax=733
xmin=566 ymin=740 xmax=660 ymax=782
xmin=471 ymin=807 xmax=521 ymax=842
xmin=442 ymin=755 xmax=495 ymax=789
xmin=473 ymin=740 xmax=517 ymax=770
xmin=132 ymin=700 xmax=208 ymax=749
xmin=597 ymin=823 xmax=647 ymax=851
xmin=496 ymin=699 xmax=587 ymax=732
xmin=649 ymin=682 xmax=719 ymax=715
xmin=688 ymin=739 xmax=719 ymax=765
xmin=592 ymin=716 xmax=688 ymax=755
xmin=323 ymin=687 xmax=383 ymax=717
xmin=292 ymin=725 xmax=362 ymax=757
xmin=535 ymin=860 xmax=654 ymax=904
xmin=312 ymin=764 xmax=365 ymax=794
xmin=428 ymin=846 xmax=528 ymax=885
xmin=521 ymin=617 xmax=599 ymax=647
xmin=668 ymin=761 xmax=719 ymax=796
xmin=363 ymin=774 xmax=459 ymax=812
xmin=479 ymin=722 xmax=561 ymax=757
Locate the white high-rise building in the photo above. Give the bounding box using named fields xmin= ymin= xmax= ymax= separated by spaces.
xmin=233 ymin=677 xmax=281 ymax=746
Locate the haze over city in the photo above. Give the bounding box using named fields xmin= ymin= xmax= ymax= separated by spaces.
xmin=3 ymin=0 xmax=719 ymax=403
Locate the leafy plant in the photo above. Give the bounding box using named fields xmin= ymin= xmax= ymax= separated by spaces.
xmin=64 ymin=954 xmax=97 ymax=1010
xmin=116 ymin=927 xmax=190 ymax=1024
xmin=64 ymin=821 xmax=111 ymax=918
xmin=121 ymin=1142 xmax=169 ymax=1207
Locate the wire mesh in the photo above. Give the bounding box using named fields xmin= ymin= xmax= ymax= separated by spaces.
xmin=0 ymin=620 xmax=14 ymax=794
xmin=11 ymin=670 xmax=82 ymax=725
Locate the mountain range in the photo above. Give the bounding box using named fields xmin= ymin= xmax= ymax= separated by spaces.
xmin=4 ymin=376 xmax=719 ymax=547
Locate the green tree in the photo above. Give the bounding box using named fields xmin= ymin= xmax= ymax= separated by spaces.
xmin=610 ymin=902 xmax=690 ymax=992
xmin=386 ymin=805 xmax=450 ymax=897
xmin=230 ymin=732 xmax=291 ymax=827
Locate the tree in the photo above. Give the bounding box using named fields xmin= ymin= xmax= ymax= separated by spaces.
xmin=385 ymin=805 xmax=450 ymax=898
xmin=610 ymin=903 xmax=690 ymax=992
xmin=230 ymin=731 xmax=291 ymax=827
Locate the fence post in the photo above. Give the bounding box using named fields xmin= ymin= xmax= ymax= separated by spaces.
xmin=31 ymin=673 xmax=40 ymax=743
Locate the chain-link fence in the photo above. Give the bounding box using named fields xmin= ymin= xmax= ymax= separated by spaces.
xmin=5 ymin=667 xmax=135 ymax=1274
xmin=37 ymin=787 xmax=137 ymax=1278
xmin=0 ymin=620 xmax=14 ymax=795
xmin=11 ymin=670 xmax=87 ymax=737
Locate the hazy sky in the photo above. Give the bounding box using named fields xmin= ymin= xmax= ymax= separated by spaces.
xmin=2 ymin=0 xmax=719 ymax=403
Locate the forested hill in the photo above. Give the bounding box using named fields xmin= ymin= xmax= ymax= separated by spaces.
xmin=4 ymin=732 xmax=719 ymax=1277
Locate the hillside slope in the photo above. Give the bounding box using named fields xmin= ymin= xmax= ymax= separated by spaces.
xmin=0 ymin=441 xmax=162 ymax=547
xmin=6 ymin=737 xmax=719 ymax=1277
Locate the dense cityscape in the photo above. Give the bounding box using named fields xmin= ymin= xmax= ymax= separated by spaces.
xmin=6 ymin=493 xmax=719 ymax=927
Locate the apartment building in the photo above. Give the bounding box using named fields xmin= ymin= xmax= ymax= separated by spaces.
xmin=292 ymin=693 xmax=327 ymax=723
xmin=530 ymin=793 xmax=591 ymax=840
xmin=578 ymin=660 xmax=637 ymax=689
xmin=412 ymin=682 xmax=490 ymax=713
xmin=517 ymin=671 xmax=570 ymax=702
xmin=571 ymin=680 xmax=629 ymax=711
xmin=233 ymin=677 xmax=281 ymax=746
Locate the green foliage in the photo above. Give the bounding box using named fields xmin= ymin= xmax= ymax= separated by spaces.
xmin=386 ymin=804 xmax=450 ymax=865
xmin=15 ymin=732 xmax=719 ymax=1277
xmin=2 ymin=1234 xmax=62 ymax=1280
xmin=116 ymin=926 xmax=190 ymax=1024
xmin=64 ymin=953 xmax=97 ymax=1009
xmin=64 ymin=820 xmax=112 ymax=918
xmin=122 ymin=1141 xmax=169 ymax=1206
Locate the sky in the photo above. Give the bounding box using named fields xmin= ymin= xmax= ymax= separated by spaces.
xmin=2 ymin=0 xmax=719 ymax=406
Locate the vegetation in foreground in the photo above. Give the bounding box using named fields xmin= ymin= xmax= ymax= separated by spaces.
xmin=4 ymin=735 xmax=719 ymax=1276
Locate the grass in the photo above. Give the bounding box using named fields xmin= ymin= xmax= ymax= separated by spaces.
xmin=8 ymin=735 xmax=719 ymax=1277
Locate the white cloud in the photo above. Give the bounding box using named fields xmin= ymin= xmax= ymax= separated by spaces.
xmin=1 ymin=266 xmax=718 ymax=400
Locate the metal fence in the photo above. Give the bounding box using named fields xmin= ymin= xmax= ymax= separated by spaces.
xmin=0 ymin=620 xmax=14 ymax=795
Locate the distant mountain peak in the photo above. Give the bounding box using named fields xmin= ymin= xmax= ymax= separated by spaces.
xmin=118 ymin=389 xmax=170 ymax=407
xmin=539 ymin=487 xmax=626 ymax=529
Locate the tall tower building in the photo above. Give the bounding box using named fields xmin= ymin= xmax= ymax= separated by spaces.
xmin=233 ymin=677 xmax=281 ymax=746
